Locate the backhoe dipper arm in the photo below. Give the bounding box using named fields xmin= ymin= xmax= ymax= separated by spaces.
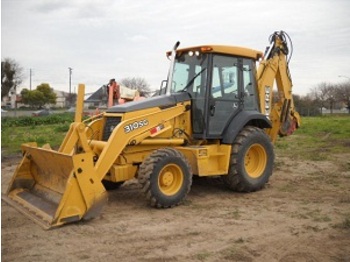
xmin=257 ymin=31 xmax=301 ymax=143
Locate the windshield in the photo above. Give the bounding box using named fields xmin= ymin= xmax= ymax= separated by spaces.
xmin=170 ymin=52 xmax=208 ymax=95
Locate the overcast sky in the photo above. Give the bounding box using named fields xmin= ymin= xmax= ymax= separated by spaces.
xmin=2 ymin=0 xmax=350 ymax=95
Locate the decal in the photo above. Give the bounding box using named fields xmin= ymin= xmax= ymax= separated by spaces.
xmin=124 ymin=119 xmax=149 ymax=133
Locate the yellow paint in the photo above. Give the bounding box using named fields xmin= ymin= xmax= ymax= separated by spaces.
xmin=244 ymin=143 xmax=267 ymax=178
xmin=158 ymin=163 xmax=184 ymax=196
xmin=179 ymin=144 xmax=231 ymax=176
xmin=168 ymin=45 xmax=263 ymax=60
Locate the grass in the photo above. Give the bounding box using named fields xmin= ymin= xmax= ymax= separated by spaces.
xmin=234 ymin=237 xmax=245 ymax=244
xmin=333 ymin=214 xmax=350 ymax=230
xmin=221 ymin=246 xmax=253 ymax=261
xmin=340 ymin=218 xmax=350 ymax=229
xmin=275 ymin=115 xmax=350 ymax=161
xmin=1 ymin=113 xmax=94 ymax=156
xmin=1 ymin=115 xmax=350 ymax=157
xmin=225 ymin=208 xmax=242 ymax=220
xmin=305 ymin=209 xmax=332 ymax=222
xmin=1 ymin=116 xmax=71 ymax=155
xmin=195 ymin=252 xmax=212 ymax=261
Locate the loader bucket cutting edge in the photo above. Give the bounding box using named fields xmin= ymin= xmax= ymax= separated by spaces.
xmin=2 ymin=144 xmax=107 ymax=229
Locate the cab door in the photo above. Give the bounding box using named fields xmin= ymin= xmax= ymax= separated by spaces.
xmin=207 ymin=55 xmax=242 ymax=137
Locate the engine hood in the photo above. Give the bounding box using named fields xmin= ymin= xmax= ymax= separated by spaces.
xmin=106 ymin=92 xmax=191 ymax=113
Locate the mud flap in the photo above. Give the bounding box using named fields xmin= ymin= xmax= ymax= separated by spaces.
xmin=2 ymin=143 xmax=107 ymax=229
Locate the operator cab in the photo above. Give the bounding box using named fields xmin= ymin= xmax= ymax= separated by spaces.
xmin=169 ymin=46 xmax=261 ymax=140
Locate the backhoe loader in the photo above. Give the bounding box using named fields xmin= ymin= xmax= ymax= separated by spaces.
xmin=3 ymin=31 xmax=300 ymax=229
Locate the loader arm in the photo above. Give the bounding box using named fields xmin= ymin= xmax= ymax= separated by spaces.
xmin=3 ymin=99 xmax=189 ymax=229
xmin=257 ymin=31 xmax=301 ymax=143
xmin=92 ymin=102 xmax=189 ymax=180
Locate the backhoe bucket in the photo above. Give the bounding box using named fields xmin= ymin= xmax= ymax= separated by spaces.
xmin=2 ymin=143 xmax=107 ymax=229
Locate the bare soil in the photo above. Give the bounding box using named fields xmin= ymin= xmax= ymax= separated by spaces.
xmin=2 ymin=154 xmax=350 ymax=262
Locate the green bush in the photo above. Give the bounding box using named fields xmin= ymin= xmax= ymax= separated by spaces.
xmin=54 ymin=123 xmax=71 ymax=132
xmin=1 ymin=113 xmax=74 ymax=127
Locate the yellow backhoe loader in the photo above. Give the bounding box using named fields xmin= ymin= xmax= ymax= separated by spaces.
xmin=3 ymin=31 xmax=300 ymax=229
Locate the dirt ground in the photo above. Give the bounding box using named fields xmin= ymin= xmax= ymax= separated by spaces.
xmin=1 ymin=154 xmax=350 ymax=262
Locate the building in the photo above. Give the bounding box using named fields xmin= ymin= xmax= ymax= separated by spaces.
xmin=53 ymin=90 xmax=67 ymax=108
xmin=84 ymin=85 xmax=108 ymax=108
xmin=2 ymin=85 xmax=111 ymax=109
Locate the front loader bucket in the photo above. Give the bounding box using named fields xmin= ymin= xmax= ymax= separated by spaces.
xmin=2 ymin=143 xmax=107 ymax=229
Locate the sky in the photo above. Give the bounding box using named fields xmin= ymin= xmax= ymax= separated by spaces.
xmin=2 ymin=0 xmax=350 ymax=96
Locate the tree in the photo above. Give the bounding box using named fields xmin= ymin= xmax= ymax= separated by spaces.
xmin=335 ymin=81 xmax=350 ymax=114
xmin=311 ymin=82 xmax=337 ymax=114
xmin=21 ymin=83 xmax=57 ymax=108
xmin=295 ymin=93 xmax=320 ymax=116
xmin=119 ymin=77 xmax=151 ymax=97
xmin=1 ymin=58 xmax=23 ymax=99
xmin=36 ymin=83 xmax=57 ymax=105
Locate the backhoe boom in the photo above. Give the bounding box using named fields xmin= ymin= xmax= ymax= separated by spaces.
xmin=257 ymin=31 xmax=300 ymax=143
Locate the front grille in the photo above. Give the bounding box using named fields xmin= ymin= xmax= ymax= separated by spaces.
xmin=102 ymin=117 xmax=122 ymax=141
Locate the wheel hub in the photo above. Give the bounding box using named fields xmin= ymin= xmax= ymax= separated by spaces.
xmin=244 ymin=143 xmax=267 ymax=178
xmin=158 ymin=164 xmax=184 ymax=196
xmin=160 ymin=171 xmax=174 ymax=187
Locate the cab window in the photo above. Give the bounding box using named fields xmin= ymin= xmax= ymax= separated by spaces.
xmin=211 ymin=56 xmax=238 ymax=99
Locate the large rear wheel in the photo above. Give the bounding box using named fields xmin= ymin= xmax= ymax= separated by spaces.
xmin=222 ymin=126 xmax=274 ymax=192
xmin=138 ymin=148 xmax=192 ymax=208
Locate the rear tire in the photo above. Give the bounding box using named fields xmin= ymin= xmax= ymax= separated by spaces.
xmin=222 ymin=126 xmax=274 ymax=192
xmin=138 ymin=148 xmax=192 ymax=208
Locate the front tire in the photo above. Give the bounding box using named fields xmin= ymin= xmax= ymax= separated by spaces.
xmin=223 ymin=126 xmax=274 ymax=192
xmin=138 ymin=148 xmax=192 ymax=208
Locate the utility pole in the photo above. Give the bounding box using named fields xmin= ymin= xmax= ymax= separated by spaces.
xmin=68 ymin=67 xmax=73 ymax=106
xmin=68 ymin=67 xmax=73 ymax=94
xmin=29 ymin=69 xmax=32 ymax=90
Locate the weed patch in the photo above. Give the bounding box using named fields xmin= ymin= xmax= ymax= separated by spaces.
xmin=333 ymin=217 xmax=350 ymax=230
xmin=224 ymin=208 xmax=242 ymax=220
xmin=195 ymin=252 xmax=212 ymax=261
